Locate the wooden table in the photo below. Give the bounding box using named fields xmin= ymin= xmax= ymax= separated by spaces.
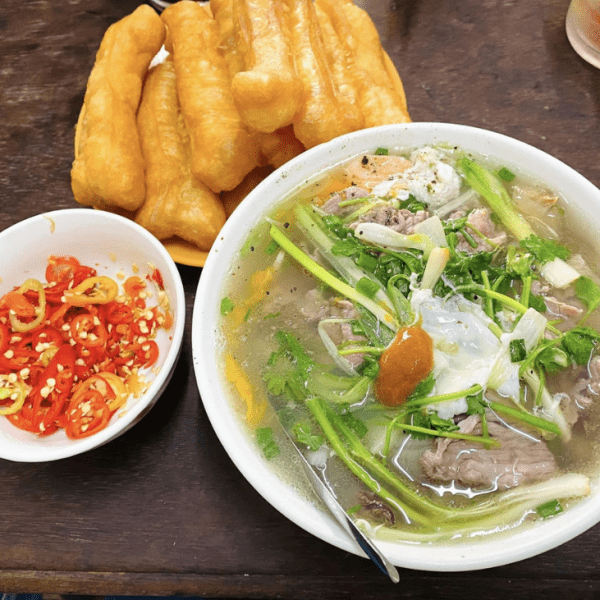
xmin=1 ymin=0 xmax=599 ymax=597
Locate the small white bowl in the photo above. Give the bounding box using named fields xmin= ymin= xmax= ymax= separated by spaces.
xmin=192 ymin=122 xmax=600 ymax=571
xmin=0 ymin=208 xmax=185 ymax=462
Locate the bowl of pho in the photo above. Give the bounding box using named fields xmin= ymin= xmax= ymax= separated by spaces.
xmin=192 ymin=123 xmax=600 ymax=571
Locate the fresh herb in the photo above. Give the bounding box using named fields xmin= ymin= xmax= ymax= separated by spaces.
xmin=398 ymin=195 xmax=428 ymax=213
xmin=510 ymin=338 xmax=527 ymax=362
xmin=561 ymin=326 xmax=600 ymax=365
xmin=292 ymin=421 xmax=324 ymax=450
xmin=575 ymin=276 xmax=600 ymax=323
xmin=505 ymin=245 xmax=534 ymax=277
xmin=498 ymin=167 xmax=516 ymax=182
xmin=338 ymin=409 xmax=368 ymax=438
xmin=220 ymin=297 xmax=235 ymax=315
xmin=375 ymin=147 xmax=389 ymax=155
xmin=536 ymin=499 xmax=563 ymax=518
xmin=406 ymin=372 xmax=435 ymax=402
xmin=520 ymin=235 xmax=570 ymax=264
xmin=356 ymin=276 xmax=380 ymax=299
xmin=357 ymin=354 xmax=380 ymax=378
xmin=263 ymin=369 xmax=288 ymax=395
xmin=256 ymin=427 xmax=280 ymax=460
xmin=458 ymin=157 xmax=535 ymax=241
xmin=265 ymin=239 xmax=280 ymax=255
xmin=535 ymin=345 xmax=569 ymax=374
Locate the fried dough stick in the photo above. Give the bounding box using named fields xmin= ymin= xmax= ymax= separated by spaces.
xmin=162 ymin=1 xmax=259 ymax=193
xmin=315 ymin=0 xmax=410 ymax=127
xmin=211 ymin=0 xmax=246 ymax=77
xmin=230 ymin=0 xmax=303 ymax=133
xmin=136 ymin=59 xmax=226 ymax=251
xmin=254 ymin=125 xmax=305 ymax=169
xmin=213 ymin=0 xmax=305 ymax=167
xmin=313 ymin=4 xmax=362 ymax=118
xmin=285 ymin=0 xmax=363 ymax=149
xmin=71 ymin=5 xmax=165 ymax=211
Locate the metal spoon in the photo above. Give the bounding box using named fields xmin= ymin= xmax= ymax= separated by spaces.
xmin=282 ymin=427 xmax=400 ymax=583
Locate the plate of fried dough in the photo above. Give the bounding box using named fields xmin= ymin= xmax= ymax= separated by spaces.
xmin=70 ymin=0 xmax=411 ymax=267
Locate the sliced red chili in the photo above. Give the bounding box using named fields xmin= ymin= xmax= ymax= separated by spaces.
xmin=30 ymin=345 xmax=76 ymax=432
xmin=136 ymin=340 xmax=159 ymax=368
xmin=0 ymin=322 xmax=9 ymax=354
xmin=65 ymin=389 xmax=111 ymax=439
xmin=45 ymin=255 xmax=81 ymax=284
xmin=104 ymin=302 xmax=133 ymax=325
xmin=70 ymin=314 xmax=108 ymax=348
xmin=2 ymin=291 xmax=36 ymax=318
xmin=32 ymin=327 xmax=65 ymax=350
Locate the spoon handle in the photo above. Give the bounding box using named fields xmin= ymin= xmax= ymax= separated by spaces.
xmin=289 ymin=435 xmax=400 ymax=583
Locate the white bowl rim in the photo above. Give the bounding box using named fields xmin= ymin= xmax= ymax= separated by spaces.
xmin=0 ymin=208 xmax=186 ymax=462
xmin=192 ymin=122 xmax=600 ymax=572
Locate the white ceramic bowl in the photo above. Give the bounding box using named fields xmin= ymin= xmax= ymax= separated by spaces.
xmin=192 ymin=123 xmax=600 ymax=571
xmin=0 ymin=208 xmax=185 ymax=462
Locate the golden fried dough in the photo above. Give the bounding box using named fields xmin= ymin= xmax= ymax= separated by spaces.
xmin=315 ymin=0 xmax=410 ymax=127
xmin=71 ymin=5 xmax=165 ymax=211
xmin=255 ymin=125 xmax=305 ymax=169
xmin=136 ymin=59 xmax=226 ymax=251
xmin=285 ymin=0 xmax=363 ymax=149
xmin=162 ymin=0 xmax=260 ymax=193
xmin=211 ymin=0 xmax=246 ymax=78
xmin=313 ymin=4 xmax=362 ymax=116
xmin=221 ymin=165 xmax=274 ymax=217
xmin=230 ymin=0 xmax=303 ymax=133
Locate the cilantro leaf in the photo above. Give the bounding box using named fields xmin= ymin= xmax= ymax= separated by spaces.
xmin=561 ymin=326 xmax=600 ymax=365
xmin=406 ymin=372 xmax=435 ymax=402
xmin=398 ymin=195 xmax=428 ymax=213
xmin=535 ymin=346 xmax=569 ymax=374
xmin=520 ymin=235 xmax=570 ymax=264
xmin=292 ymin=422 xmax=324 ymax=450
xmin=263 ymin=371 xmax=287 ymax=396
xmin=410 ymin=411 xmax=458 ymax=439
xmin=256 ymin=427 xmax=280 ymax=460
xmin=575 ymin=276 xmax=600 ymax=314
xmin=466 ymin=391 xmax=487 ymax=416
xmin=338 ymin=410 xmax=368 ymax=438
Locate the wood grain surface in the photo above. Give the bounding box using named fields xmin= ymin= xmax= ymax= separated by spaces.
xmin=0 ymin=0 xmax=599 ymax=598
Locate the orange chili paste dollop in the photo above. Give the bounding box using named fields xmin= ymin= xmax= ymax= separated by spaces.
xmin=375 ymin=325 xmax=434 ymax=407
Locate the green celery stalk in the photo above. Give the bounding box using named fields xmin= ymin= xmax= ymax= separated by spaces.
xmin=458 ymin=157 xmax=535 ymax=241
xmin=270 ymin=224 xmax=399 ymax=331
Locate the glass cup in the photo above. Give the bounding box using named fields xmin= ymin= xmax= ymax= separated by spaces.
xmin=566 ymin=0 xmax=600 ymax=68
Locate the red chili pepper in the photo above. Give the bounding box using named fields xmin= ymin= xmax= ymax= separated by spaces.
xmin=136 ymin=340 xmax=160 ymax=368
xmin=148 ymin=268 xmax=165 ymax=290
xmin=70 ymin=314 xmax=108 ymax=348
xmin=0 ymin=322 xmax=9 ymax=354
xmin=65 ymin=389 xmax=111 ymax=439
xmin=30 ymin=344 xmax=76 ymax=433
xmin=104 ymin=302 xmax=133 ymax=325
xmin=45 ymin=255 xmax=81 ymax=284
xmin=1 ymin=256 xmax=171 ymax=440
xmin=32 ymin=327 xmax=65 ymax=350
xmin=2 ymin=291 xmax=36 ymax=318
